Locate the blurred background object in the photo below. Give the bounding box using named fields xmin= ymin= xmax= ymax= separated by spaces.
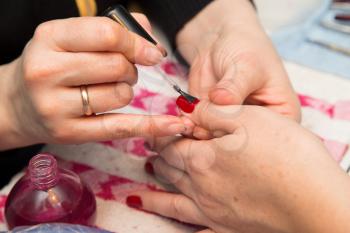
xmin=268 ymin=0 xmax=350 ymax=79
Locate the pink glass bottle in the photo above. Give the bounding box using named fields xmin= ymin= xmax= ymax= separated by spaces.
xmin=5 ymin=153 xmax=96 ymax=229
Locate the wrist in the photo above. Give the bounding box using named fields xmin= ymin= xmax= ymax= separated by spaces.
xmin=176 ymin=0 xmax=258 ymax=63
xmin=0 ymin=60 xmax=32 ymax=150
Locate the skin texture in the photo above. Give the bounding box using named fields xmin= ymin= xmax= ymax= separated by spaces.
xmin=0 ymin=14 xmax=189 ymax=150
xmin=177 ymin=0 xmax=301 ymax=122
xmin=133 ymin=101 xmax=350 ymax=233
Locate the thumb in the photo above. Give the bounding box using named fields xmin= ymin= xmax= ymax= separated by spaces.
xmin=132 ymin=13 xmax=167 ymax=56
xmin=209 ymin=67 xmax=260 ymax=105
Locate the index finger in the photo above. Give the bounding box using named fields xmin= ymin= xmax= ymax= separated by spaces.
xmin=54 ymin=114 xmax=187 ymax=144
xmin=36 ymin=17 xmax=162 ymax=65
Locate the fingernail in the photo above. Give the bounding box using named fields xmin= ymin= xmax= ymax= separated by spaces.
xmin=144 ymin=162 xmax=154 ymax=175
xmin=176 ymin=95 xmax=200 ymax=113
xmin=126 ymin=195 xmax=143 ymax=209
xmin=145 ymin=47 xmax=163 ymax=64
xmin=157 ymin=44 xmax=168 ymax=57
xmin=181 ymin=117 xmax=194 ymax=136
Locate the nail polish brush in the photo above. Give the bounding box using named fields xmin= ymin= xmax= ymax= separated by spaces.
xmin=104 ymin=5 xmax=200 ymax=113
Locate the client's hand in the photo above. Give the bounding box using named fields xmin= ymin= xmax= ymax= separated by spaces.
xmin=177 ymin=0 xmax=300 ymax=122
xmin=129 ymin=101 xmax=350 ymax=233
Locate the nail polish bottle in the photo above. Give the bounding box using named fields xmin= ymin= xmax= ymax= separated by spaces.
xmin=5 ymin=154 xmax=96 ymax=230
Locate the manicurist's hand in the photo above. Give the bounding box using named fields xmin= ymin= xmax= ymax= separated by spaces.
xmin=129 ymin=101 xmax=350 ymax=233
xmin=177 ymin=0 xmax=300 ymax=122
xmin=0 ymin=15 xmax=187 ymax=150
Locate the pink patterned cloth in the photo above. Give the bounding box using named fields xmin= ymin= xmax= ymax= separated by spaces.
xmin=2 ymin=59 xmax=350 ymax=232
xmin=59 ymin=160 xmax=160 ymax=202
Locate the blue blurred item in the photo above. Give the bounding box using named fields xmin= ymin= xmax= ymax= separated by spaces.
xmin=5 ymin=223 xmax=113 ymax=233
xmin=272 ymin=0 xmax=350 ymax=79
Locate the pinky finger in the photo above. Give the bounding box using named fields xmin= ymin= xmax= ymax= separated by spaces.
xmin=127 ymin=191 xmax=208 ymax=226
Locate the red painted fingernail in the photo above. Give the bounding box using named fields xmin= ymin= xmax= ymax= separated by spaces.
xmin=126 ymin=195 xmax=143 ymax=209
xmin=145 ymin=162 xmax=154 ymax=175
xmin=335 ymin=14 xmax=350 ymax=21
xmin=176 ymin=95 xmax=200 ymax=113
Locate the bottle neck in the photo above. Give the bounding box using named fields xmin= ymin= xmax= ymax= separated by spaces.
xmin=29 ymin=154 xmax=59 ymax=190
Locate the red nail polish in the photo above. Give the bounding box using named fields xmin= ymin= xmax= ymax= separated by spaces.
xmin=145 ymin=162 xmax=154 ymax=175
xmin=176 ymin=95 xmax=200 ymax=113
xmin=126 ymin=195 xmax=143 ymax=209
xmin=335 ymin=14 xmax=350 ymax=21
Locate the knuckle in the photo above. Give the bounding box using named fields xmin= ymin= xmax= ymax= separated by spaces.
xmin=114 ymin=83 xmax=133 ymax=106
xmin=112 ymin=55 xmax=129 ymax=75
xmin=196 ymin=192 xmax=217 ymax=212
xmin=100 ymin=21 xmax=123 ymax=48
xmin=22 ymin=53 xmax=56 ymax=83
xmin=235 ymin=49 xmax=259 ymax=66
xmin=34 ymin=22 xmax=54 ymax=40
xmin=23 ymin=60 xmax=47 ymax=83
xmin=106 ymin=119 xmax=133 ymax=138
xmin=35 ymin=98 xmax=59 ymax=120
xmin=138 ymin=119 xmax=153 ymax=136
xmin=50 ymin=126 xmax=72 ymax=144
xmin=171 ymin=196 xmax=185 ymax=221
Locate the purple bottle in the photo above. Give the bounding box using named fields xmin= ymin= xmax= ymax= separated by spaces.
xmin=5 ymin=154 xmax=96 ymax=229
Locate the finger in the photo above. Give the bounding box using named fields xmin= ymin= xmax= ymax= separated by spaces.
xmin=196 ymin=230 xmax=216 ymax=233
xmin=128 ymin=191 xmax=207 ymax=226
xmin=69 ymin=82 xmax=133 ymax=116
xmin=152 ymin=157 xmax=194 ymax=197
xmin=132 ymin=13 xmax=167 ymax=57
xmin=69 ymin=114 xmax=186 ymax=142
xmin=188 ymin=55 xmax=217 ymax=100
xmin=158 ymin=138 xmax=218 ymax=176
xmin=60 ymin=52 xmax=138 ymax=86
xmin=193 ymin=126 xmax=213 ymax=140
xmin=38 ymin=17 xmax=163 ymax=65
xmin=189 ymin=100 xmax=245 ymax=133
xmin=144 ymin=117 xmax=194 ymax=149
xmin=209 ymin=65 xmax=262 ymax=105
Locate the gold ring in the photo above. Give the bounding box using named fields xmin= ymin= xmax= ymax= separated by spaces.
xmin=80 ymin=86 xmax=93 ymax=116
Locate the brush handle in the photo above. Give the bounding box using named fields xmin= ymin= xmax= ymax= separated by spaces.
xmin=104 ymin=5 xmax=157 ymax=45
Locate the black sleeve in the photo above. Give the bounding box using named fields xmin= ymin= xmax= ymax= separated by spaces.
xmin=138 ymin=0 xmax=255 ymax=47
xmin=0 ymin=145 xmax=43 ymax=188
xmin=138 ymin=0 xmax=213 ymax=47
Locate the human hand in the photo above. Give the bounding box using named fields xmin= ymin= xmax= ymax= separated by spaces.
xmin=128 ymin=101 xmax=350 ymax=233
xmin=0 ymin=15 xmax=188 ymax=150
xmin=177 ymin=0 xmax=300 ymax=122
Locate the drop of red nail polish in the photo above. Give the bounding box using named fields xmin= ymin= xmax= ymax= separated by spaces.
xmin=126 ymin=195 xmax=143 ymax=209
xmin=176 ymin=95 xmax=200 ymax=113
